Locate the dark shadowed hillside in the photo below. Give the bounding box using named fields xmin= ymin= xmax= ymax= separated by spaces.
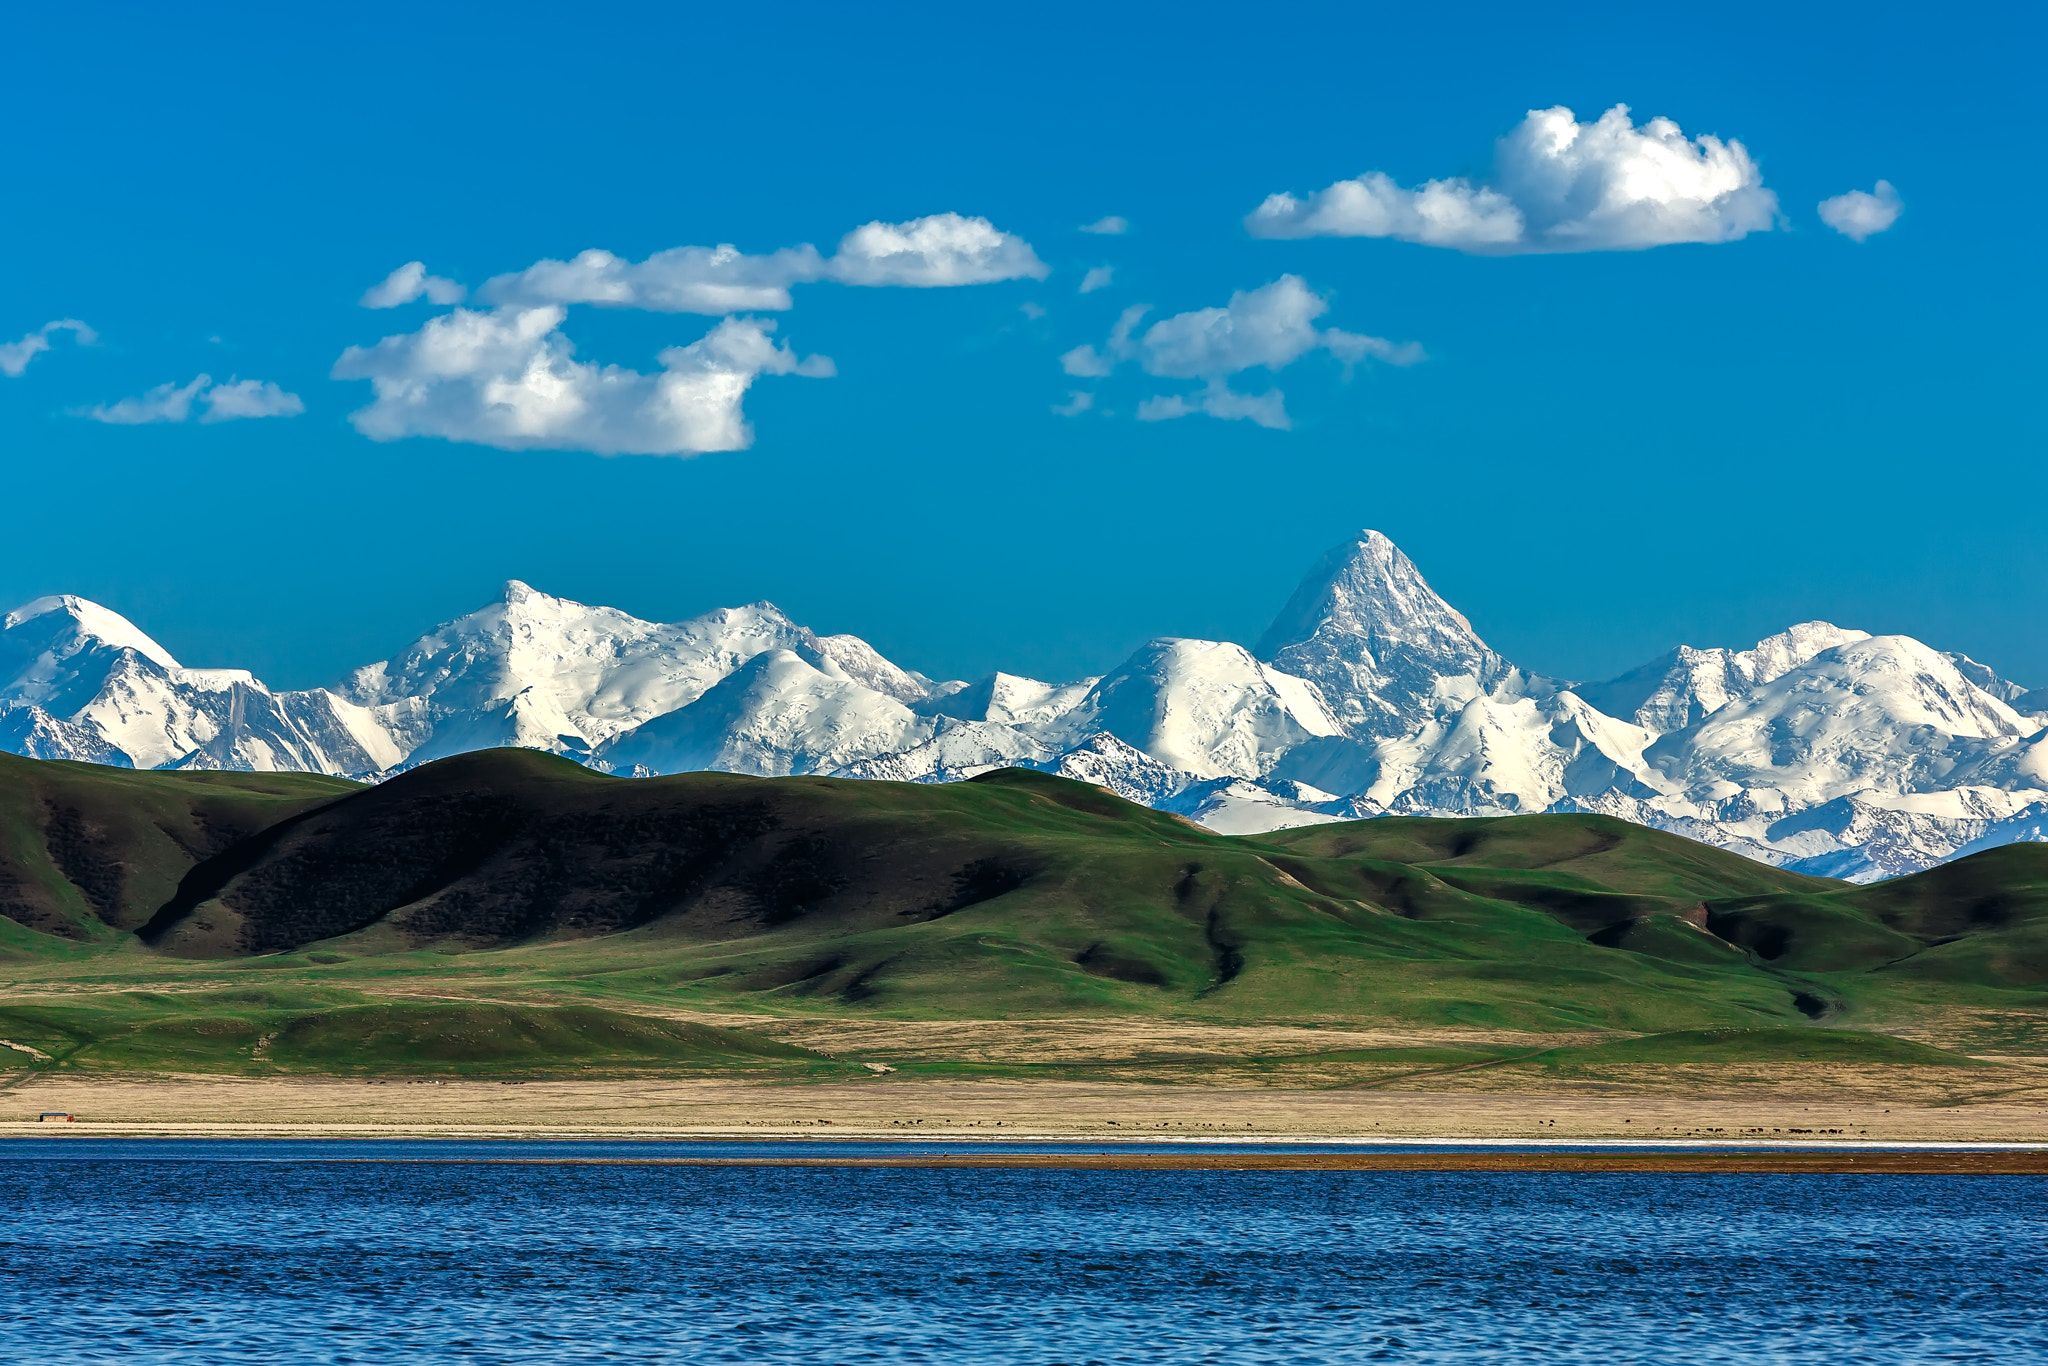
xmin=0 ymin=753 xmax=354 ymax=940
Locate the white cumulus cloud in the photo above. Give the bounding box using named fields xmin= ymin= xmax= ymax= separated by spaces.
xmin=1079 ymin=266 xmax=1114 ymax=295
xmin=331 ymin=306 xmax=831 ymax=457
xmin=1059 ymin=277 xmax=1418 ymax=430
xmin=1079 ymin=215 xmax=1129 ymax=235
xmin=826 ymin=212 xmax=1047 ymax=287
xmin=1818 ymin=180 xmax=1902 ymax=241
xmin=1 ymin=319 xmax=95 ymax=377
xmin=82 ymin=374 xmax=303 ymax=425
xmin=1249 ymin=104 xmax=1779 ymax=253
xmin=362 ymin=261 xmax=467 ymax=309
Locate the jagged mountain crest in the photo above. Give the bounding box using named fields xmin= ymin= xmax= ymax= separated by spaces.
xmin=340 ymin=581 xmax=929 ymax=758
xmin=2 ymin=532 xmax=2042 ymax=880
xmin=1577 ymin=621 xmax=1871 ymax=734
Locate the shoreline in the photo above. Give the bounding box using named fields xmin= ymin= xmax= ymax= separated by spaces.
xmin=7 ymin=1126 xmax=2048 ymax=1152
xmin=8 ymin=1073 xmax=2045 ymax=1147
xmin=6 ymin=1132 xmax=2048 ymax=1173
xmin=349 ymin=1152 xmax=2048 ymax=1174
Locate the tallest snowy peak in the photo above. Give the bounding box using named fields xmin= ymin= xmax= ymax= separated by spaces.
xmin=1254 ymin=531 xmax=1509 ymax=737
xmin=1257 ymin=531 xmax=1490 ymax=659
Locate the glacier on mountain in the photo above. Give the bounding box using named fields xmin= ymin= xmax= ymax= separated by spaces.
xmin=4 ymin=532 xmax=2042 ymax=880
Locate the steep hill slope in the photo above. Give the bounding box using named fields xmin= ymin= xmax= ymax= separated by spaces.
xmin=0 ymin=753 xmax=354 ymax=940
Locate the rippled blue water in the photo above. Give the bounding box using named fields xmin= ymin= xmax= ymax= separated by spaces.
xmin=1 ymin=1140 xmax=2043 ymax=1363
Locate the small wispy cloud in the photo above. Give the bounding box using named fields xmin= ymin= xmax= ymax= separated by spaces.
xmin=1079 ymin=266 xmax=1114 ymax=295
xmin=361 ymin=261 xmax=467 ymax=309
xmin=482 ymin=244 xmax=821 ymax=313
xmin=1137 ymin=384 xmax=1289 ymax=429
xmin=1079 ymin=215 xmax=1129 ymax=236
xmin=1 ymin=319 xmax=95 ymax=378
xmin=480 ymin=213 xmax=1046 ymax=314
xmin=82 ymin=375 xmax=303 ymax=425
xmin=1818 ymin=181 xmax=1903 ymax=241
xmin=1060 ymin=304 xmax=1147 ymax=379
xmin=1060 ymin=277 xmax=1420 ymax=430
xmin=1052 ymin=390 xmax=1095 ymax=417
xmin=199 ymin=378 xmax=307 ymax=422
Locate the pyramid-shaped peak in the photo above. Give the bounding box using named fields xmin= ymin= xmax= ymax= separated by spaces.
xmin=1253 ymin=531 xmax=1511 ymax=739
xmin=1256 ymin=530 xmax=1490 ymax=663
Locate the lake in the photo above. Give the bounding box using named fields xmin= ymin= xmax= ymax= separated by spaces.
xmin=1 ymin=1140 xmax=2042 ymax=1363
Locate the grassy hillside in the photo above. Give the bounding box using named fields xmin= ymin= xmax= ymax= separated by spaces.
xmin=0 ymin=753 xmax=354 ymax=943
xmin=1707 ymin=843 xmax=2048 ymax=985
xmin=0 ymin=988 xmax=836 ymax=1077
xmin=0 ymin=749 xmax=2043 ymax=1077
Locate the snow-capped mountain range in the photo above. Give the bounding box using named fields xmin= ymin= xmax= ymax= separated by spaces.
xmin=5 ymin=532 xmax=2043 ymax=880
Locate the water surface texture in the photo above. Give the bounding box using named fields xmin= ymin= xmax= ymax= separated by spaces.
xmin=1 ymin=1140 xmax=2042 ymax=1363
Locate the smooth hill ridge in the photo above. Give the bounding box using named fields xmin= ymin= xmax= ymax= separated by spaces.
xmin=3 ymin=750 xmax=2044 ymax=1038
xmin=4 ymin=531 xmax=2043 ymax=880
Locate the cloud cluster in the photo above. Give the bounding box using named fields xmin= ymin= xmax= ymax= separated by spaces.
xmin=362 ymin=261 xmax=467 ymax=309
xmin=342 ymin=212 xmax=1040 ymax=456
xmin=1248 ymin=105 xmax=1779 ymax=253
xmin=1 ymin=319 xmax=95 ymax=378
xmin=332 ymin=307 xmax=831 ymax=456
xmin=1818 ymin=181 xmax=1902 ymax=241
xmin=479 ymin=213 xmax=1043 ymax=313
xmin=1060 ymin=276 xmax=1420 ymax=429
xmin=84 ymin=375 xmax=303 ymax=424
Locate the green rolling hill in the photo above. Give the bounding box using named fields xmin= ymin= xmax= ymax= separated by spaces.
xmin=0 ymin=748 xmax=2043 ymax=1075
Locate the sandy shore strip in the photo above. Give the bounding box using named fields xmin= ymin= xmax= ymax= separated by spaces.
xmin=320 ymin=1150 xmax=2048 ymax=1174
xmin=5 ymin=1074 xmax=2047 ymax=1144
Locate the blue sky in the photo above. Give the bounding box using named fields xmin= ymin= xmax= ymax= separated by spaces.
xmin=5 ymin=1 xmax=2042 ymax=689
